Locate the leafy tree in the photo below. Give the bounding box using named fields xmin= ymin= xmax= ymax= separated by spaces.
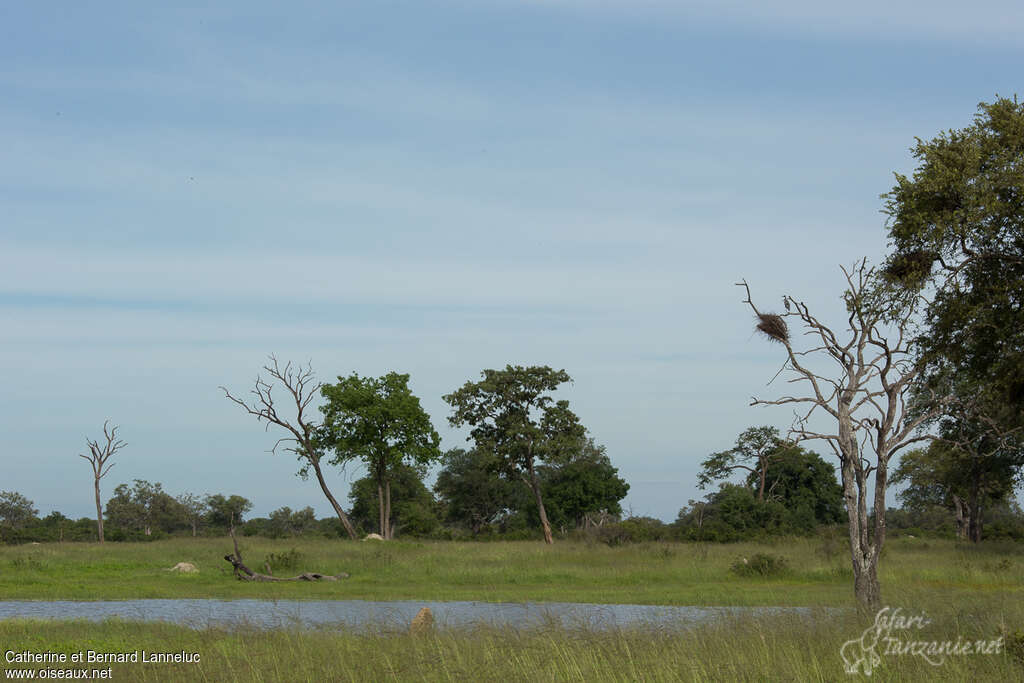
xmin=749 ymin=447 xmax=844 ymax=526
xmin=205 ymin=493 xmax=253 ymax=531
xmin=534 ymin=437 xmax=630 ymax=531
xmin=175 ymin=493 xmax=208 ymax=537
xmin=320 ymin=371 xmax=441 ymax=539
xmin=883 ymin=97 xmax=1024 ymax=416
xmin=267 ymin=506 xmax=318 ymax=538
xmin=0 ymin=491 xmax=38 ymax=530
xmin=444 ymin=365 xmax=586 ymax=544
xmin=348 ymin=463 xmax=439 ymax=537
xmin=434 ymin=447 xmax=529 ymax=535
xmin=698 ymin=426 xmax=793 ymax=501
xmin=105 ymin=480 xmax=185 ymax=536
xmin=894 ymin=436 xmax=1022 ymax=542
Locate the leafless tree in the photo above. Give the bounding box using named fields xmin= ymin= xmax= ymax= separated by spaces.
xmin=737 ymin=260 xmax=944 ymax=607
xmin=221 ymin=355 xmax=358 ymax=540
xmin=79 ymin=421 xmax=126 ymax=543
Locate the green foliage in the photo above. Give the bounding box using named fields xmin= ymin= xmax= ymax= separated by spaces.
xmin=532 ymin=438 xmax=630 ymax=530
xmin=347 ymin=463 xmax=440 ymax=537
xmin=263 ymin=547 xmax=303 ymax=572
xmin=434 ymin=447 xmax=530 ymax=535
xmin=105 ymin=480 xmax=187 ymax=537
xmin=444 ymin=365 xmax=585 ymax=479
xmin=883 ymin=97 xmax=1024 ymax=412
xmin=0 ymin=490 xmax=38 ymax=530
xmin=730 ymin=552 xmax=789 ymax=578
xmin=320 ymin=371 xmax=441 ymax=537
xmin=698 ymin=426 xmax=787 ymax=499
xmin=444 ymin=365 xmax=586 ymax=541
xmin=266 ymin=506 xmax=317 ymax=538
xmin=175 ymin=492 xmax=208 ymax=536
xmin=204 ymin=493 xmax=253 ymax=529
xmin=680 ymin=447 xmax=843 ymax=542
xmin=748 ymin=448 xmax=844 ymax=527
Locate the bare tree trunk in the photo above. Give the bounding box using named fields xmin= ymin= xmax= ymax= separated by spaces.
xmin=951 ymin=494 xmax=969 ymax=540
xmin=94 ymin=477 xmax=104 ymax=543
xmin=757 ymin=468 xmax=766 ymax=502
xmin=310 ymin=457 xmax=358 ymax=539
xmin=378 ymin=480 xmax=386 ymax=538
xmin=969 ymin=500 xmax=984 ymax=543
xmin=527 ymin=461 xmax=553 ymax=544
xmin=385 ymin=480 xmax=393 ymax=539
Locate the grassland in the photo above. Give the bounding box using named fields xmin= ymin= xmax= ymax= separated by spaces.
xmin=2 ymin=537 xmax=1023 ymax=680
xmin=2 ymin=536 xmax=1022 ymax=605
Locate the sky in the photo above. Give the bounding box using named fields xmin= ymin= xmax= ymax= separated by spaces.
xmin=2 ymin=1 xmax=1022 ymax=523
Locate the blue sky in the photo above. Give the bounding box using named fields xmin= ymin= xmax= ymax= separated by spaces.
xmin=2 ymin=1 xmax=1022 ymax=522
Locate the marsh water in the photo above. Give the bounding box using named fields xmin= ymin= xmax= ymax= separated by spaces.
xmin=0 ymin=600 xmax=821 ymax=630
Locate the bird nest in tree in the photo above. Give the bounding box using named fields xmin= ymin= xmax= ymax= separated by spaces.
xmin=883 ymin=249 xmax=936 ymax=283
xmin=756 ymin=313 xmax=789 ymax=344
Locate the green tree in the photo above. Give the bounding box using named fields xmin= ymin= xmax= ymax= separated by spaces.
xmin=204 ymin=493 xmax=253 ymax=531
xmin=698 ymin=426 xmax=792 ymax=501
xmin=175 ymin=493 xmax=208 ymax=537
xmin=882 ymin=98 xmax=1024 ymax=544
xmin=883 ymin=97 xmax=1024 ymax=413
xmin=894 ymin=432 xmax=1022 ymax=542
xmin=749 ymin=447 xmax=844 ymax=527
xmin=105 ymin=480 xmax=185 ymax=536
xmin=534 ymin=437 xmax=630 ymax=531
xmin=320 ymin=371 xmax=441 ymax=539
xmin=434 ymin=447 xmax=529 ymax=536
xmin=444 ymin=365 xmax=585 ymax=544
xmin=348 ymin=463 xmax=439 ymax=537
xmin=0 ymin=491 xmax=38 ymax=530
xmin=266 ymin=505 xmax=318 ymax=538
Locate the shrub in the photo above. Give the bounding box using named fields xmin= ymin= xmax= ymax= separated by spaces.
xmin=263 ymin=548 xmax=303 ymax=573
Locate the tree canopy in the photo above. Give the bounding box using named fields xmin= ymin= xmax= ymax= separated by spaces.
xmin=434 ymin=447 xmax=529 ymax=536
xmin=320 ymin=371 xmax=441 ymax=539
xmin=698 ymin=426 xmax=793 ymax=502
xmin=883 ymin=96 xmax=1024 ymax=410
xmin=444 ymin=365 xmax=585 ymax=544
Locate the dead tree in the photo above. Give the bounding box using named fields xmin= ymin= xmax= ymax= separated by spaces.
xmin=221 ymin=356 xmax=359 ymax=540
xmin=79 ymin=421 xmax=125 ymax=543
xmin=738 ymin=260 xmax=943 ymax=607
xmin=223 ymin=527 xmax=350 ymax=582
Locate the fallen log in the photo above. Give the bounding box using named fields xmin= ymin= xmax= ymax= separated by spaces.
xmin=223 ymin=527 xmax=350 ymax=582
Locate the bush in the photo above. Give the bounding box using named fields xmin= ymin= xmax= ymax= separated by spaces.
xmin=264 ymin=548 xmax=303 ymax=573
xmin=730 ymin=552 xmax=789 ymax=578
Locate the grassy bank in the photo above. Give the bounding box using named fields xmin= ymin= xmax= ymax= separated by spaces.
xmin=2 ymin=593 xmax=1022 ymax=682
xmin=1 ymin=536 xmax=1022 ymax=606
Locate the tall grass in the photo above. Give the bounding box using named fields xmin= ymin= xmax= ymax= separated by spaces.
xmin=2 ymin=592 xmax=1021 ymax=682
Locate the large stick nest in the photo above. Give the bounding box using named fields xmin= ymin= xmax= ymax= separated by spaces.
xmin=755 ymin=313 xmax=789 ymax=344
xmin=882 ymin=249 xmax=937 ymax=284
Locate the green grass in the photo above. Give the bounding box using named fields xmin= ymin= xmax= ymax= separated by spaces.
xmin=1 ymin=593 xmax=1021 ymax=681
xmin=1 ymin=536 xmax=1022 ymax=605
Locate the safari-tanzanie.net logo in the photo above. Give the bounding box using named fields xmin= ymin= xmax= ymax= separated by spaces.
xmin=840 ymin=606 xmax=1003 ymax=675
